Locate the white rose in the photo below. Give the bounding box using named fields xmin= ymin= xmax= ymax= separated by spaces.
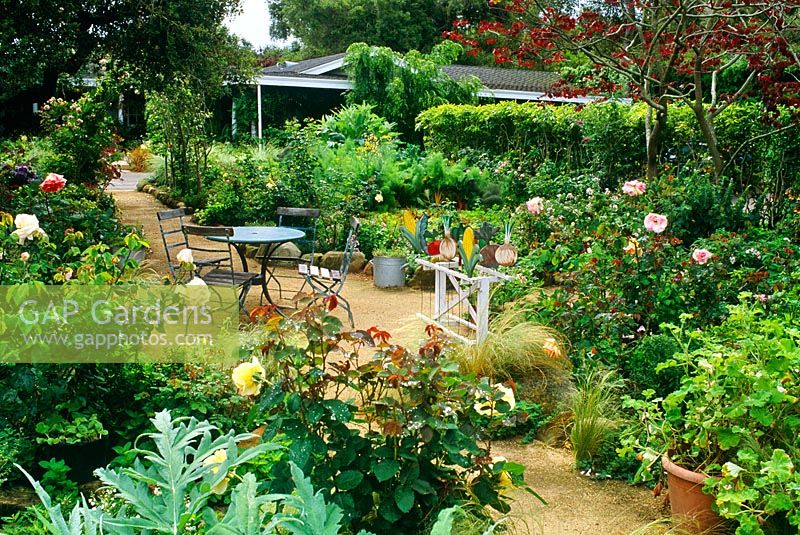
xmin=176 ymin=248 xmax=194 ymax=264
xmin=11 ymin=214 xmax=47 ymax=244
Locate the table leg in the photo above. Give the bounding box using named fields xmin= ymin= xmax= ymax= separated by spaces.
xmin=260 ymin=243 xmax=295 ymax=315
xmin=234 ymin=245 xmax=249 ymax=272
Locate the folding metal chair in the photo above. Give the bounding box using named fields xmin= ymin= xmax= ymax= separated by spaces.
xmin=156 ymin=209 xmax=223 ymax=279
xmin=298 ymin=216 xmax=360 ymax=327
xmin=182 ymin=225 xmax=261 ymax=311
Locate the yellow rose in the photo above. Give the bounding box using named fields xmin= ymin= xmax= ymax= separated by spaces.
xmin=203 ymin=448 xmax=227 ymax=474
xmin=211 ymin=476 xmax=230 ymax=495
xmin=232 ymin=356 xmax=266 ymax=396
xmin=203 ymin=449 xmax=230 ymax=495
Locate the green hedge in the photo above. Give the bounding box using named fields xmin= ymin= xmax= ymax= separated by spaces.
xmin=417 ymin=101 xmax=800 ymax=190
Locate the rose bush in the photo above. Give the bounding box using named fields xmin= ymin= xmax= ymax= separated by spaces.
xmin=234 ymin=302 xmax=536 ymax=533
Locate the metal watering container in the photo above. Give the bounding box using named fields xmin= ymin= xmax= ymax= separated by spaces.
xmin=372 ymin=256 xmax=407 ymax=287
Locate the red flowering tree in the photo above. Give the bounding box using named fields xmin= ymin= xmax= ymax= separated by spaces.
xmin=447 ymin=0 xmax=800 ymax=181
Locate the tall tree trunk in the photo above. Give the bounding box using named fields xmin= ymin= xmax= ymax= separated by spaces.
xmin=645 ymin=107 xmax=667 ymax=181
xmin=692 ymin=102 xmax=724 ymax=181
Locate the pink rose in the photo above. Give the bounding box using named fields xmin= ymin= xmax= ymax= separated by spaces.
xmin=526 ymin=197 xmax=544 ymax=215
xmin=20 ymin=252 xmax=30 ymax=262
xmin=40 ymin=173 xmax=67 ymax=193
xmin=692 ymin=248 xmax=712 ymax=265
xmin=622 ymin=180 xmax=646 ymax=196
xmin=644 ymin=213 xmax=668 ymax=233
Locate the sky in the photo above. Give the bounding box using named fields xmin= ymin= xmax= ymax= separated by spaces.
xmin=225 ymin=0 xmax=291 ymax=50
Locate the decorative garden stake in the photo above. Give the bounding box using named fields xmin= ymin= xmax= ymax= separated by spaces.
xmin=401 ymin=210 xmax=428 ymax=254
xmin=477 ymin=222 xmax=499 ymax=267
xmin=495 ymin=222 xmax=517 ymax=267
xmin=458 ymin=227 xmax=481 ymax=277
xmin=439 ymin=215 xmax=457 ymax=261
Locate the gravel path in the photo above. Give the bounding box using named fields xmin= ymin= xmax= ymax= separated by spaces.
xmin=111 ymin=189 xmax=668 ymax=534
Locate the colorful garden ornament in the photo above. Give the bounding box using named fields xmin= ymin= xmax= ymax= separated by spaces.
xmin=495 ymin=222 xmax=517 ymax=267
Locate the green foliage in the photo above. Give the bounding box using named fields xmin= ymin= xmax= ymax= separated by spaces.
xmin=18 ymin=410 xmax=347 ymax=535
xmin=244 ymin=305 xmax=533 ymax=533
xmin=568 ymin=368 xmax=622 ymax=468
xmin=35 ymin=403 xmax=107 ymax=445
xmin=146 ymin=81 xmax=214 ymax=199
xmin=345 ymin=42 xmax=481 ymax=139
xmin=197 ymin=122 xmax=491 ymax=248
xmin=474 ymin=400 xmax=549 ymax=441
xmin=0 ymin=425 xmax=33 ymax=487
xmin=268 ymin=0 xmax=494 ymax=56
xmin=37 ymin=91 xmax=119 ymax=186
xmin=0 ymin=0 xmax=251 ymax=105
xmin=320 ymin=103 xmax=399 ymax=145
xmin=620 ymin=301 xmax=800 ymax=532
xmin=418 ymin=101 xmax=800 ymax=195
xmin=37 ymin=459 xmax=78 ymax=499
xmin=623 ymin=334 xmax=682 ymax=398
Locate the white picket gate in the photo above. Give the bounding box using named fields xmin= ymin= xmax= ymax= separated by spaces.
xmin=415 ymin=259 xmax=513 ymax=345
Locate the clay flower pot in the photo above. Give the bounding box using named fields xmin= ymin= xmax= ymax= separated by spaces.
xmin=662 ymin=456 xmax=730 ymax=534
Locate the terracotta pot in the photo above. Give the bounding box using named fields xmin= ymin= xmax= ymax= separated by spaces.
xmin=662 ymin=456 xmax=730 ymax=534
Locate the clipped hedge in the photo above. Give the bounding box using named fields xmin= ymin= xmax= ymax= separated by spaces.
xmin=417 ymin=101 xmax=800 ymax=191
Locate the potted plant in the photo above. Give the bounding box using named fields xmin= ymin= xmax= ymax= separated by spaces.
xmin=621 ymin=298 xmax=800 ymax=534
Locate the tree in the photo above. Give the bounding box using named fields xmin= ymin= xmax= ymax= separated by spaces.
xmin=450 ymin=0 xmax=800 ymax=181
xmin=344 ymin=41 xmax=481 ymax=139
xmin=268 ymin=0 xmax=497 ymax=54
xmin=0 ymin=0 xmax=248 ymax=103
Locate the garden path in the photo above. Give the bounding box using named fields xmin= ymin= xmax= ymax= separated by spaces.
xmin=111 ymin=188 xmax=669 ymax=534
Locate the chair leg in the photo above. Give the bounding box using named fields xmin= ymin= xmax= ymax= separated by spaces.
xmin=239 ymin=281 xmax=253 ymax=314
xmin=336 ymin=294 xmax=355 ymax=328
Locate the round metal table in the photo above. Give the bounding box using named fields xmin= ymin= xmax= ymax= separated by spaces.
xmin=208 ymin=226 xmax=305 ymax=306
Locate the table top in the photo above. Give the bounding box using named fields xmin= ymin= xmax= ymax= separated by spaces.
xmin=206 ymin=226 xmax=305 ymax=245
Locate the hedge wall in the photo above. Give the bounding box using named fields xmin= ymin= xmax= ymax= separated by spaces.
xmin=416 ymin=101 xmax=800 ymax=190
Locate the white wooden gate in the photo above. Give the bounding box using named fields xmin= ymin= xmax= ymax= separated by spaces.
xmin=415 ymin=259 xmax=513 ymax=345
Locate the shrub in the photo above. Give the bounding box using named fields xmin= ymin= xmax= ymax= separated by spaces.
xmin=418 ymin=101 xmax=800 ymax=196
xmin=622 ymin=300 xmax=800 ymax=533
xmin=125 ymin=143 xmax=152 ymax=172
xmin=454 ymin=307 xmax=572 ymax=411
xmin=320 ymin=103 xmax=399 ymax=145
xmin=624 ymin=334 xmax=682 ymax=397
xmin=241 ymin=304 xmax=534 ymax=533
xmin=38 ymin=92 xmax=120 ymax=186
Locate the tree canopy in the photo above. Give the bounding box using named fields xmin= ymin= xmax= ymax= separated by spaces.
xmin=450 ymin=0 xmax=800 ymax=180
xmin=344 ymin=41 xmax=481 ymax=139
xmin=0 ymin=0 xmax=249 ymax=102
xmin=268 ymin=0 xmax=497 ymax=55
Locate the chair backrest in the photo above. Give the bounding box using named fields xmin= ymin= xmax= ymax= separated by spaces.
xmin=157 ymin=209 xmax=189 ymax=277
xmin=276 ymin=207 xmax=320 ymax=256
xmin=182 ymin=225 xmax=236 ymax=284
xmin=337 ymin=216 xmax=360 ymax=285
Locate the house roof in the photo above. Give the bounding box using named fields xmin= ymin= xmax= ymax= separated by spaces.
xmin=254 ymin=52 xmax=603 ymax=103
xmin=262 ymin=53 xmax=346 ymax=76
xmin=441 ymin=65 xmax=560 ymax=94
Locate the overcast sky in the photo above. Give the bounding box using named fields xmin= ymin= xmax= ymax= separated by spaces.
xmin=225 ymin=0 xmax=292 ymax=49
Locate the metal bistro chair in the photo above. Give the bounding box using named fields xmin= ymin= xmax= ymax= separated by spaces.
xmin=298 ymin=216 xmax=360 ymax=327
xmin=182 ymin=225 xmax=261 ymax=311
xmin=257 ymin=207 xmax=320 ymax=301
xmin=157 ymin=209 xmax=224 ymax=279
